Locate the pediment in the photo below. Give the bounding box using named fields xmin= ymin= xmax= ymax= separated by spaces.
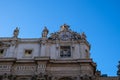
xmin=48 ymin=24 xmax=81 ymax=41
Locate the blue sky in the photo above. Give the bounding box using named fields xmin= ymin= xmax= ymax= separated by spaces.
xmin=0 ymin=0 xmax=120 ymax=76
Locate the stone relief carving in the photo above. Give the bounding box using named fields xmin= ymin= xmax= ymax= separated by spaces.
xmin=60 ymin=32 xmax=71 ymax=41
xmin=48 ymin=24 xmax=82 ymax=41
xmin=49 ymin=32 xmax=59 ymax=40
xmin=14 ymin=65 xmax=36 ymax=71
xmin=37 ymin=64 xmax=46 ymax=73
xmin=0 ymin=65 xmax=11 ymax=71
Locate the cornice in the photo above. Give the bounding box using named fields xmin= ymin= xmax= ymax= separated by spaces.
xmin=16 ymin=59 xmax=35 ymax=63
xmin=34 ymin=56 xmax=50 ymax=61
xmin=0 ymin=57 xmax=16 ymax=62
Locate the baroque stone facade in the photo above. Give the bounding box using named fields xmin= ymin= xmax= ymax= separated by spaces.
xmin=0 ymin=24 xmax=118 ymax=80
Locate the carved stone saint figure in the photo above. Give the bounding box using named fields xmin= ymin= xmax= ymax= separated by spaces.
xmin=81 ymin=32 xmax=86 ymax=40
xmin=42 ymin=27 xmax=49 ymax=38
xmin=117 ymin=61 xmax=120 ymax=80
xmin=13 ymin=27 xmax=19 ymax=38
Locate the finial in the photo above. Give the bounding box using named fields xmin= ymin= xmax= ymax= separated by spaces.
xmin=42 ymin=26 xmax=49 ymax=38
xmin=13 ymin=27 xmax=19 ymax=38
xmin=60 ymin=24 xmax=70 ymax=31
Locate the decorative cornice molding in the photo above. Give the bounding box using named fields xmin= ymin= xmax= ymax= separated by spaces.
xmin=0 ymin=58 xmax=16 ymax=62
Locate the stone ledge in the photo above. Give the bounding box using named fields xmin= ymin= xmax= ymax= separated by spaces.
xmin=16 ymin=59 xmax=35 ymax=63
xmin=49 ymin=59 xmax=93 ymax=63
xmin=0 ymin=58 xmax=16 ymax=61
xmin=34 ymin=56 xmax=50 ymax=61
xmin=77 ymin=59 xmax=93 ymax=62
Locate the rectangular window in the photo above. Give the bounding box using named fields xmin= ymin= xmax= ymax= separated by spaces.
xmin=24 ymin=50 xmax=32 ymax=57
xmin=60 ymin=46 xmax=71 ymax=58
xmin=0 ymin=49 xmax=4 ymax=56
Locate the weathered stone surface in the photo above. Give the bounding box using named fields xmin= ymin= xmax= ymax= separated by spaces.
xmin=0 ymin=24 xmax=118 ymax=80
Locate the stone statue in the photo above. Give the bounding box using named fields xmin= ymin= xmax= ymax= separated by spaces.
xmin=42 ymin=27 xmax=49 ymax=38
xmin=60 ymin=24 xmax=69 ymax=31
xmin=13 ymin=27 xmax=19 ymax=38
xmin=117 ymin=61 xmax=120 ymax=80
xmin=81 ymin=32 xmax=86 ymax=40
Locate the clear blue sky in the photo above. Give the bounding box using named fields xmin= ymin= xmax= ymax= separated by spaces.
xmin=0 ymin=0 xmax=120 ymax=76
